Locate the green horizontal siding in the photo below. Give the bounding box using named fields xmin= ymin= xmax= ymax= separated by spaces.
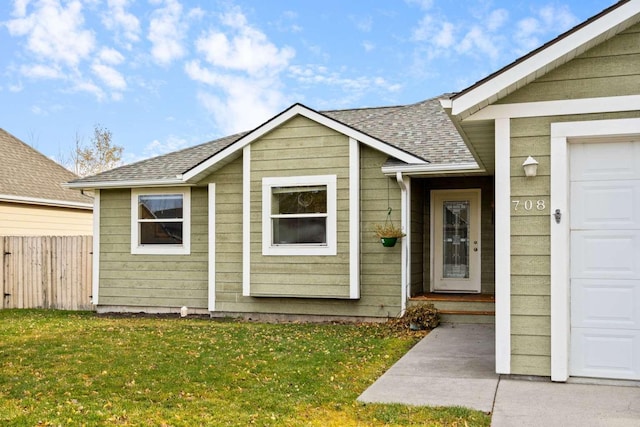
xmin=506 ymin=22 xmax=640 ymax=376
xmin=98 ymin=187 xmax=208 ymax=309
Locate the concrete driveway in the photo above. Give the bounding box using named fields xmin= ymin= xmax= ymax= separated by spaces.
xmin=358 ymin=324 xmax=640 ymax=426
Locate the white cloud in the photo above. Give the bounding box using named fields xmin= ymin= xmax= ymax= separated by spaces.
xmin=148 ymin=0 xmax=187 ymax=65
xmin=185 ymin=7 xmax=297 ymax=134
xmin=20 ymin=63 xmax=63 ymax=79
xmin=143 ymin=135 xmax=190 ymax=158
xmin=5 ymin=0 xmax=95 ymax=67
xmin=514 ymin=5 xmax=578 ymax=54
xmin=363 ymin=41 xmax=375 ymax=52
xmin=195 ymin=9 xmax=295 ymax=76
xmin=98 ymin=47 xmax=125 ymax=65
xmin=102 ymin=0 xmax=141 ymax=48
xmin=289 ymin=65 xmax=402 ymax=98
xmin=352 ymin=15 xmax=373 ymax=33
xmin=457 ymin=25 xmax=500 ymax=60
xmin=487 ymin=9 xmax=509 ymax=32
xmin=434 ymin=22 xmax=455 ymax=49
xmin=405 ymin=0 xmax=433 ymax=11
xmin=91 ymin=63 xmax=126 ymax=90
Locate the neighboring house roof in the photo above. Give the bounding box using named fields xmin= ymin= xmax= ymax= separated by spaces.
xmin=69 ymin=95 xmax=476 ymax=188
xmin=447 ymin=0 xmax=640 ymax=117
xmin=0 ymin=128 xmax=92 ymax=209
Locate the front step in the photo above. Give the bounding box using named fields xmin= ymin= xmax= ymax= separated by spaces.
xmin=409 ymin=293 xmax=495 ymax=324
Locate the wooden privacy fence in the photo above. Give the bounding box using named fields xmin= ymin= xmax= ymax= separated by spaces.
xmin=1 ymin=236 xmax=93 ymax=310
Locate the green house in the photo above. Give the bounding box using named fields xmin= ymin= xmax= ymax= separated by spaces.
xmin=69 ymin=0 xmax=640 ymax=383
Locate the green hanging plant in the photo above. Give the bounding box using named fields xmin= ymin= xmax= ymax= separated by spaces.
xmin=373 ymin=208 xmax=405 ymax=247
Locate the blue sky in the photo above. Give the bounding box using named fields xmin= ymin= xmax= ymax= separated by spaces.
xmin=1 ymin=0 xmax=615 ymax=168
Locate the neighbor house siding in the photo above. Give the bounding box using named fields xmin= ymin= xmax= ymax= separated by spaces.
xmin=98 ymin=187 xmax=208 ymax=308
xmin=249 ymin=115 xmax=351 ymax=298
xmin=208 ymin=143 xmax=402 ymax=318
xmin=0 ymin=202 xmax=92 ymax=236
xmin=499 ymin=23 xmax=640 ymax=376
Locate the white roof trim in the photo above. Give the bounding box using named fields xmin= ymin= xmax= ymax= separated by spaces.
xmin=0 ymin=194 xmax=93 ymax=209
xmin=464 ymin=94 xmax=640 ymax=121
xmin=65 ymin=178 xmax=186 ymax=190
xmin=182 ymin=103 xmax=427 ymax=182
xmin=381 ymin=162 xmax=484 ymax=176
xmin=451 ymin=0 xmax=640 ymax=116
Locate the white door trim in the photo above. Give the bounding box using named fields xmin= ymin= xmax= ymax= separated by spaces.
xmin=430 ymin=189 xmax=481 ymax=293
xmin=550 ymin=117 xmax=640 ymax=382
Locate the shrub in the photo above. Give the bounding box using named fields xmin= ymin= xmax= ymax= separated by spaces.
xmin=403 ymin=303 xmax=440 ymax=330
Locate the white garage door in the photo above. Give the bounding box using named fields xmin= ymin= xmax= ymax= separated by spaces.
xmin=570 ymin=139 xmax=640 ymax=380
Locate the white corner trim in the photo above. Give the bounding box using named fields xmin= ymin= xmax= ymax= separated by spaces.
xmin=550 ymin=117 xmax=640 ymax=382
xmin=464 ymin=95 xmax=640 ymax=121
xmin=451 ymin=0 xmax=640 ymax=116
xmin=242 ymin=145 xmax=251 ymax=297
xmin=208 ymin=183 xmax=216 ymax=312
xmin=396 ymin=172 xmax=410 ymax=314
xmin=349 ymin=138 xmax=360 ymax=299
xmin=130 ymin=187 xmax=191 ymax=255
xmin=91 ymin=190 xmax=100 ymax=306
xmin=494 ymin=118 xmax=511 ymax=374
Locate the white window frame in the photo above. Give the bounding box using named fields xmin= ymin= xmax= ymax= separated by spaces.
xmin=131 ymin=187 xmax=191 ymax=255
xmin=262 ymin=175 xmax=337 ymax=256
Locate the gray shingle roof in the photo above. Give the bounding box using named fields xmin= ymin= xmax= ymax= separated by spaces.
xmin=0 ymin=128 xmax=92 ymax=206
xmin=70 ymin=94 xmax=474 ymax=185
xmin=324 ymin=96 xmax=475 ymax=165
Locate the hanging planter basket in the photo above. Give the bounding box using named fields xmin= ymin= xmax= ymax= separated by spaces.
xmin=380 ymin=237 xmax=398 ymax=247
xmin=373 ymin=207 xmax=405 ymax=248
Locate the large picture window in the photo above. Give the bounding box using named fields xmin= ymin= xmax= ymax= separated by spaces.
xmin=262 ymin=175 xmax=337 ymax=256
xmin=131 ymin=188 xmax=191 ymax=255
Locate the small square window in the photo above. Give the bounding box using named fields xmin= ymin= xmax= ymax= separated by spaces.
xmin=262 ymin=176 xmax=336 ymax=256
xmin=131 ymin=188 xmax=190 ymax=255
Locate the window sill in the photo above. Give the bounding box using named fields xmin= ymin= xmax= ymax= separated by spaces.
xmin=262 ymin=245 xmax=336 ymax=256
xmin=131 ymin=245 xmax=190 ymax=255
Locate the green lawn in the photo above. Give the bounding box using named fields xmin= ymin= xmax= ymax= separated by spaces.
xmin=0 ymin=310 xmax=490 ymax=426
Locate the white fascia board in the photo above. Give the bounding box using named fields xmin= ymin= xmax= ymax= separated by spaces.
xmin=465 ymin=95 xmax=640 ymax=121
xmin=0 ymin=194 xmax=93 ymax=210
xmin=182 ymin=104 xmax=427 ymax=182
xmin=65 ymin=179 xmax=186 ymax=190
xmin=381 ymin=162 xmax=483 ymax=175
xmin=451 ymin=1 xmax=640 ymax=116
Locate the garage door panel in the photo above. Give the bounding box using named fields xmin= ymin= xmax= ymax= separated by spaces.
xmin=570 ymin=328 xmax=640 ymax=380
xmin=571 ymin=231 xmax=640 ymax=279
xmin=571 ymin=279 xmax=640 ymax=329
xmin=571 ymin=181 xmax=640 ymax=229
xmin=570 ymin=140 xmax=640 ymax=181
xmin=570 ymin=138 xmax=640 ymax=380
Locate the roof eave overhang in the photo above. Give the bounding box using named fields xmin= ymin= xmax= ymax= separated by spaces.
xmin=65 ymin=178 xmax=188 ymax=191
xmin=381 ymin=162 xmax=485 ymax=177
xmin=181 ymin=103 xmax=428 ymax=183
xmin=450 ymin=0 xmax=640 ymax=118
xmin=0 ymin=194 xmax=93 ymax=210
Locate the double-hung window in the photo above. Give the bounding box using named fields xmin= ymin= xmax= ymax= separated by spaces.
xmin=131 ymin=188 xmax=191 ymax=255
xmin=262 ymin=175 xmax=337 ymax=256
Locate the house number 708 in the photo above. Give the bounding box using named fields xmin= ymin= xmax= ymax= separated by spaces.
xmin=511 ymin=199 xmax=546 ymax=211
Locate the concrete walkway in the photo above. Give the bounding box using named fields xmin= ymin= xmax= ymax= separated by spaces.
xmin=358 ymin=324 xmax=499 ymax=412
xmin=357 ymin=324 xmax=640 ymax=426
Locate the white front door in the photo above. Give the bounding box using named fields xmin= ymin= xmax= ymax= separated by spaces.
xmin=570 ymin=140 xmax=640 ymax=380
xmin=431 ymin=189 xmax=481 ymax=293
